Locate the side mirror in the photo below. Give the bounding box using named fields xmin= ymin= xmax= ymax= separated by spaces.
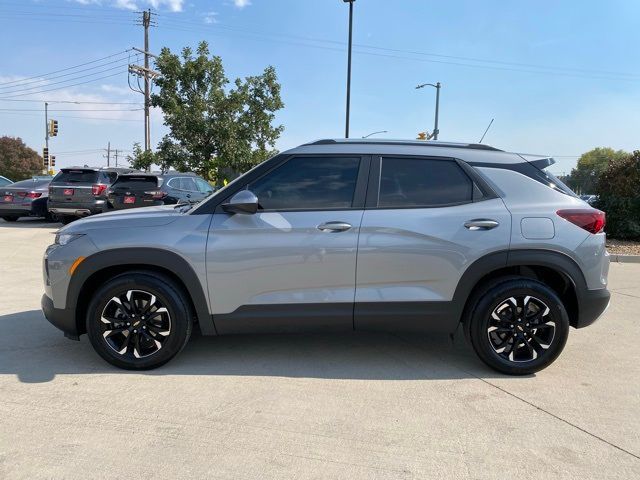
xmin=222 ymin=190 xmax=259 ymax=215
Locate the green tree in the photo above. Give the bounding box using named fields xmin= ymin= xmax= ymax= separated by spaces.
xmin=566 ymin=147 xmax=627 ymax=194
xmin=127 ymin=142 xmax=160 ymax=172
xmin=151 ymin=41 xmax=284 ymax=183
xmin=0 ymin=136 xmax=42 ymax=181
xmin=596 ymin=151 xmax=640 ymax=239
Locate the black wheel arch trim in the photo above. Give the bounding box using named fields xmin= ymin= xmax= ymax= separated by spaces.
xmin=454 ymin=248 xmax=603 ymax=329
xmin=67 ymin=248 xmax=215 ymax=336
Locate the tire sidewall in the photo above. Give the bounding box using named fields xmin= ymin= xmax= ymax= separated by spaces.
xmin=469 ymin=280 xmax=570 ymax=375
xmin=86 ymin=272 xmax=191 ymax=370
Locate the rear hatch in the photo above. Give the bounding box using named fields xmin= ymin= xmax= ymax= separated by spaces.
xmin=107 ymin=174 xmax=162 ymax=209
xmin=49 ymin=169 xmax=100 ymax=204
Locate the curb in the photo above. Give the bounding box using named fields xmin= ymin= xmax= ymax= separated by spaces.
xmin=610 ymin=254 xmax=640 ymax=263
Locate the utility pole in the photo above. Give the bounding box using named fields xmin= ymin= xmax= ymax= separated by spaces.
xmin=343 ymin=0 xmax=355 ymax=138
xmin=106 ymin=142 xmax=111 ymax=167
xmin=129 ymin=9 xmax=158 ymax=152
xmin=143 ymin=9 xmax=151 ymax=151
xmin=44 ymin=102 xmax=49 ymax=174
xmin=114 ymin=150 xmax=119 ymax=167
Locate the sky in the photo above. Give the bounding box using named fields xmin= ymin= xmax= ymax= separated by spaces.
xmin=0 ymin=0 xmax=639 ymax=175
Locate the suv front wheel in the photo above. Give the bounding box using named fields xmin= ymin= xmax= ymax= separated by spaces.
xmin=465 ymin=278 xmax=570 ymax=375
xmin=86 ymin=271 xmax=193 ymax=370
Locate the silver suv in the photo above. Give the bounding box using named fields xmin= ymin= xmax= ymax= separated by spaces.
xmin=41 ymin=139 xmax=610 ymax=374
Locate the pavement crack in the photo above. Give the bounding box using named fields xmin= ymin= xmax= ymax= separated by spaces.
xmin=391 ymin=333 xmax=640 ymax=462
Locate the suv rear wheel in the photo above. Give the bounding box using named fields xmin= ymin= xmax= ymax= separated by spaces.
xmin=86 ymin=271 xmax=193 ymax=370
xmin=465 ymin=278 xmax=570 ymax=375
xmin=2 ymin=216 xmax=19 ymax=222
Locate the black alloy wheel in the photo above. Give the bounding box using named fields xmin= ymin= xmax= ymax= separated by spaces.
xmin=87 ymin=271 xmax=192 ymax=370
xmin=465 ymin=278 xmax=570 ymax=375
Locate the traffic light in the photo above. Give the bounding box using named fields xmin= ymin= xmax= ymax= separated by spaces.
xmin=49 ymin=119 xmax=59 ymax=137
xmin=43 ymin=147 xmax=49 ymax=167
xmin=50 ymin=155 xmax=56 ymax=167
xmin=416 ymin=132 xmax=427 ymax=140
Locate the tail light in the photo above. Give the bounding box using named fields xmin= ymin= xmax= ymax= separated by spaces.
xmin=145 ymin=190 xmax=167 ymax=199
xmin=92 ymin=184 xmax=107 ymax=196
xmin=17 ymin=192 xmax=42 ymax=199
xmin=557 ymin=209 xmax=606 ymax=234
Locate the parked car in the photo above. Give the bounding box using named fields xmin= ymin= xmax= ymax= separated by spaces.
xmin=106 ymin=172 xmax=215 ymax=210
xmin=579 ymin=194 xmax=598 ymax=206
xmin=42 ymin=139 xmax=610 ymax=374
xmin=0 ymin=176 xmax=54 ymax=222
xmin=0 ymin=175 xmax=13 ymax=187
xmin=47 ymin=167 xmax=137 ymax=224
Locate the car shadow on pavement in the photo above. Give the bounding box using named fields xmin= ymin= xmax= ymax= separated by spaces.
xmin=0 ymin=218 xmax=60 ymax=228
xmin=0 ymin=309 xmax=515 ymax=383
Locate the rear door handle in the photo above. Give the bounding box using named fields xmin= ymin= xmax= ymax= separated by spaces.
xmin=464 ymin=219 xmax=499 ymax=230
xmin=317 ymin=221 xmax=352 ymax=232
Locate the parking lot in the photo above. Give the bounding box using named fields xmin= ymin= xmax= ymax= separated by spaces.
xmin=0 ymin=218 xmax=638 ymax=479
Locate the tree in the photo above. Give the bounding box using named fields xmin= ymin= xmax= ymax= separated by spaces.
xmin=566 ymin=147 xmax=627 ymax=194
xmin=127 ymin=143 xmax=158 ymax=172
xmin=596 ymin=151 xmax=640 ymax=239
xmin=0 ymin=136 xmax=42 ymax=181
xmin=151 ymin=41 xmax=284 ymax=183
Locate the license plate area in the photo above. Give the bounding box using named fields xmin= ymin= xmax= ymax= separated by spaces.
xmin=3 ymin=195 xmax=12 ymax=202
xmin=63 ymin=188 xmax=74 ymax=196
xmin=124 ymin=196 xmax=136 ymax=204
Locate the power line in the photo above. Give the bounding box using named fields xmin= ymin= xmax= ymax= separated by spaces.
xmin=0 ymin=99 xmax=143 ymax=105
xmin=0 ymin=111 xmax=144 ymax=122
xmin=0 ymin=108 xmax=143 ymax=112
xmin=0 ymin=62 xmax=134 ymax=95
xmin=0 ymin=54 xmax=140 ymax=89
xmin=157 ymin=18 xmax=640 ymax=82
xmin=0 ymin=49 xmax=133 ymax=86
xmin=0 ymin=71 xmax=127 ymax=98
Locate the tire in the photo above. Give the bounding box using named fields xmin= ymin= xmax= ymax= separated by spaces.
xmin=44 ymin=211 xmax=58 ymax=222
xmin=464 ymin=277 xmax=570 ymax=375
xmin=86 ymin=271 xmax=193 ymax=370
xmin=58 ymin=215 xmax=76 ymax=225
xmin=2 ymin=216 xmax=19 ymax=222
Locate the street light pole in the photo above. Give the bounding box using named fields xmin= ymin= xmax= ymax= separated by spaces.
xmin=343 ymin=0 xmax=355 ymax=138
xmin=416 ymin=82 xmax=441 ymax=140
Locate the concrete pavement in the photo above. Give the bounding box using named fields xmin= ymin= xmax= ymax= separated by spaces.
xmin=0 ymin=218 xmax=638 ymax=479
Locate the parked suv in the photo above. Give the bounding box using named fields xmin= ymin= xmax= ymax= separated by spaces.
xmin=0 ymin=176 xmax=54 ymax=222
xmin=106 ymin=172 xmax=214 ymax=210
xmin=48 ymin=167 xmax=137 ymax=224
xmin=41 ymin=139 xmax=610 ymax=374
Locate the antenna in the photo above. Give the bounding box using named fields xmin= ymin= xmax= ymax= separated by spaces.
xmin=479 ymin=118 xmax=494 ymax=143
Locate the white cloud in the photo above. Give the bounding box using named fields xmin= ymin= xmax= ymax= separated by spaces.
xmin=202 ymin=11 xmax=219 ymax=24
xmin=70 ymin=0 xmax=185 ymax=12
xmin=233 ymin=0 xmax=251 ymax=8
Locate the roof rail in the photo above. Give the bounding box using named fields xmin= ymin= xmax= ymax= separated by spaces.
xmin=305 ymin=139 xmax=503 ymax=152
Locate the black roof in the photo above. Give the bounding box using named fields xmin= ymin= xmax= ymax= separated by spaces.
xmin=62 ymin=166 xmax=139 ymax=173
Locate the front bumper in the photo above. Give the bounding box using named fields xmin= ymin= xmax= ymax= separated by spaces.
xmin=576 ymin=288 xmax=610 ymax=328
xmin=41 ymin=293 xmax=79 ymax=340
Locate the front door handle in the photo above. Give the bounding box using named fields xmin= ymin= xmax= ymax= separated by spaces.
xmin=464 ymin=219 xmax=499 ymax=230
xmin=317 ymin=221 xmax=352 ymax=232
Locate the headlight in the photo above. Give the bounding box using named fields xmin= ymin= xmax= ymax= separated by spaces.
xmin=55 ymin=233 xmax=85 ymax=246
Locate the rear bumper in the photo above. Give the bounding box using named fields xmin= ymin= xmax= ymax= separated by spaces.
xmin=41 ymin=293 xmax=79 ymax=340
xmin=576 ymin=288 xmax=610 ymax=328
xmin=0 ymin=206 xmax=31 ymax=216
xmin=48 ymin=200 xmax=105 ymax=217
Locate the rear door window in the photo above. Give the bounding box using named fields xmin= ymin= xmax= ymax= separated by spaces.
xmin=52 ymin=170 xmax=98 ymax=184
xmin=195 ymin=178 xmax=214 ymax=193
xmin=378 ymin=157 xmax=473 ymax=208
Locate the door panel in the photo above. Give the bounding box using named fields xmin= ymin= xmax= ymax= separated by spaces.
xmin=355 ymin=155 xmax=511 ymax=333
xmin=208 ymin=210 xmax=363 ymax=333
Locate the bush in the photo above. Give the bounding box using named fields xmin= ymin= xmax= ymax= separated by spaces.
xmin=595 ymin=150 xmax=640 ymax=239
